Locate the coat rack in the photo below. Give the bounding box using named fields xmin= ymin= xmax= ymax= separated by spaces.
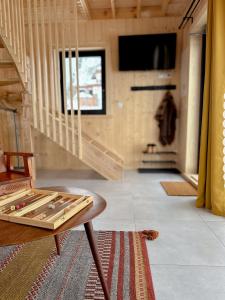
xmin=131 ymin=85 xmax=176 ymax=91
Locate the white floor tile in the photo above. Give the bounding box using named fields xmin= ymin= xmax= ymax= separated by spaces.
xmin=135 ymin=220 xmax=225 ymax=266
xmin=151 ymin=265 xmax=225 ymax=300
xmin=96 ymin=196 xmax=135 ymax=221
xmin=206 ymin=221 xmax=225 ymax=247
xmin=92 ymin=219 xmax=135 ymax=231
xmin=133 ymin=198 xmax=201 ymax=221
xmin=131 ymin=182 xmax=167 ymax=197
xmin=197 ymin=208 xmax=225 ymax=222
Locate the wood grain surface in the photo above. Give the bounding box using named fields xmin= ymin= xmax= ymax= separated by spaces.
xmin=0 ymin=186 xmax=106 ymax=246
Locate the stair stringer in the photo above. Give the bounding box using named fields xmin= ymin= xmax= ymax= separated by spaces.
xmin=34 ymin=128 xmax=124 ymax=180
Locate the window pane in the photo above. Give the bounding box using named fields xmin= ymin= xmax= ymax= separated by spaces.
xmin=65 ymin=55 xmax=103 ymax=111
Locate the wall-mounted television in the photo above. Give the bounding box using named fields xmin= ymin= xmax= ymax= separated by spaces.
xmin=119 ymin=33 xmax=177 ymax=71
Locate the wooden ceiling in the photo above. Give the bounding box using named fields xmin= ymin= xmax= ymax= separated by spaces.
xmin=77 ymin=0 xmax=190 ymax=19
xmin=23 ymin=0 xmax=190 ymax=23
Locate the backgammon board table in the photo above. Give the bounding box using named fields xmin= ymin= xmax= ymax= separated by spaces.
xmin=0 ymin=186 xmax=110 ymax=300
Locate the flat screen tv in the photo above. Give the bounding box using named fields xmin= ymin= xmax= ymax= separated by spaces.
xmin=119 ymin=33 xmax=177 ymax=71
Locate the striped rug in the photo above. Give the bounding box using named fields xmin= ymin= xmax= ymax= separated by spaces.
xmin=0 ymin=231 xmax=155 ymax=300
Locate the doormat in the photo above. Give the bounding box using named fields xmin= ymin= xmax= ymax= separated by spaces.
xmin=160 ymin=181 xmax=198 ymax=196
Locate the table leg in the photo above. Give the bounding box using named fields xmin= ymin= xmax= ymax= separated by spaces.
xmin=54 ymin=234 xmax=61 ymax=255
xmin=84 ymin=221 xmax=110 ymax=300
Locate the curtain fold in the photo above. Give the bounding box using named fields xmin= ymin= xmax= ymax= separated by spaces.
xmin=196 ymin=0 xmax=225 ymax=215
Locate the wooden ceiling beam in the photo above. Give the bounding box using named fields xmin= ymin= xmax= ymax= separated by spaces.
xmin=136 ymin=0 xmax=142 ymax=18
xmin=110 ymin=0 xmax=116 ymax=18
xmin=91 ymin=6 xmax=165 ymax=20
xmin=161 ymin=0 xmax=170 ymax=15
xmin=76 ymin=0 xmax=91 ymax=19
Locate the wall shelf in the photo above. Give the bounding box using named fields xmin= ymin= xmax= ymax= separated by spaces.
xmin=142 ymin=160 xmax=176 ymax=164
xmin=138 ymin=168 xmax=180 ymax=174
xmin=142 ymin=151 xmax=177 ymax=155
xmin=131 ymin=85 xmax=176 ymax=91
xmin=139 ymin=148 xmax=178 ymax=171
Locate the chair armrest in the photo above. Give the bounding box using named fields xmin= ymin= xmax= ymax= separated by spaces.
xmin=4 ymin=152 xmax=34 ymax=177
xmin=4 ymin=152 xmax=33 ymax=157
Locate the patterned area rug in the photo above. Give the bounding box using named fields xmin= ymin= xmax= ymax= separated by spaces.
xmin=0 ymin=231 xmax=155 ymax=300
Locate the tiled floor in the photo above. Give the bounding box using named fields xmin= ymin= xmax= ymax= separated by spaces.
xmin=36 ymin=170 xmax=225 ymax=300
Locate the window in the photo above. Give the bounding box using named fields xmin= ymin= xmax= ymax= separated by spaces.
xmin=59 ymin=50 xmax=106 ymax=115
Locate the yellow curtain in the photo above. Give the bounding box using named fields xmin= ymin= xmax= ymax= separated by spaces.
xmin=196 ymin=0 xmax=225 ymax=215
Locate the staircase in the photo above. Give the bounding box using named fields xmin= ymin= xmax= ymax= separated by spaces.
xmin=33 ymin=112 xmax=124 ymax=180
xmin=0 ymin=1 xmax=124 ymax=180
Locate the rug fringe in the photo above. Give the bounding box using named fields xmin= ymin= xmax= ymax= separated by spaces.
xmin=141 ymin=230 xmax=159 ymax=240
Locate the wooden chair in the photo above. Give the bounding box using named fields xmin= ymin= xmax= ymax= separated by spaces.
xmin=0 ymin=151 xmax=62 ymax=254
xmin=0 ymin=151 xmax=33 ymax=196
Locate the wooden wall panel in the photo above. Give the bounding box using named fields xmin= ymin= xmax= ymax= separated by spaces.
xmin=34 ymin=17 xmax=181 ymax=170
xmin=178 ymin=0 xmax=207 ymax=173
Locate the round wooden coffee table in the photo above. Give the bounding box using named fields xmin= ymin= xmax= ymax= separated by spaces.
xmin=0 ymin=186 xmax=110 ymax=300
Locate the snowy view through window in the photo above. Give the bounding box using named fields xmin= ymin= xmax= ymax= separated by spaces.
xmin=65 ymin=55 xmax=103 ymax=111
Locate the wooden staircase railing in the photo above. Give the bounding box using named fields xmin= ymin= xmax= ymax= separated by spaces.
xmin=27 ymin=0 xmax=123 ymax=180
xmin=0 ymin=0 xmax=28 ymax=90
xmin=37 ymin=107 xmax=123 ymax=180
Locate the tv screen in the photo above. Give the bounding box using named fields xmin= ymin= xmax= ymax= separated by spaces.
xmin=119 ymin=33 xmax=177 ymax=71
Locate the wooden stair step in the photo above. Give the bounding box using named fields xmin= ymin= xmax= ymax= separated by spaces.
xmin=0 ymin=79 xmax=20 ymax=86
xmin=0 ymin=49 xmax=12 ymax=61
xmin=0 ymin=36 xmax=4 ymax=48
xmin=0 ymin=62 xmax=14 ymax=68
